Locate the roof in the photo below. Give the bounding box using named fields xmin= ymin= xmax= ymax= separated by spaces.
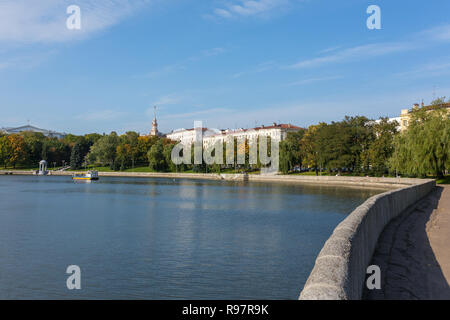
xmin=1 ymin=125 xmax=66 ymax=136
xmin=407 ymin=102 xmax=450 ymax=113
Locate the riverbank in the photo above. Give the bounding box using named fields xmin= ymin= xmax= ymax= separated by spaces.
xmin=299 ymin=179 xmax=435 ymax=300
xmin=365 ymin=185 xmax=450 ymax=299
xmin=0 ymin=169 xmax=432 ymax=190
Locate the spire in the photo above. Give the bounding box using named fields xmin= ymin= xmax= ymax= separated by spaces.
xmin=150 ymin=105 xmax=159 ymax=136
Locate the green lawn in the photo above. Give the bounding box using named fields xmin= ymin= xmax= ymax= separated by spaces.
xmin=436 ymin=175 xmax=450 ymax=184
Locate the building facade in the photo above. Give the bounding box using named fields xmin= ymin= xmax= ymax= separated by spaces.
xmin=400 ymin=102 xmax=450 ymax=131
xmin=166 ymin=123 xmax=302 ymax=146
xmin=0 ymin=125 xmax=66 ymax=139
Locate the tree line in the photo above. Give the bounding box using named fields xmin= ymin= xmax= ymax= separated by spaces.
xmin=1 ymin=97 xmax=448 ymax=178
xmin=280 ymin=97 xmax=449 ymax=178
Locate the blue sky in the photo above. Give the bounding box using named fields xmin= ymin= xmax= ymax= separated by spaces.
xmin=1 ymin=0 xmax=450 ymax=135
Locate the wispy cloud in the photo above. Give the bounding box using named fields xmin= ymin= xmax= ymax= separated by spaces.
xmin=286 ymin=75 xmax=343 ymax=86
xmin=287 ymin=23 xmax=450 ymax=69
xmin=232 ymin=60 xmax=276 ymax=78
xmin=0 ymin=49 xmax=58 ymax=71
xmin=141 ymin=64 xmax=185 ymax=79
xmin=160 ymin=108 xmax=232 ymax=120
xmin=0 ymin=0 xmax=150 ymax=44
xmin=318 ymin=46 xmax=341 ymax=54
xmin=212 ymin=0 xmax=290 ymax=19
xmin=140 ymin=47 xmax=226 ymax=78
xmin=75 ymin=109 xmax=126 ymax=121
xmin=201 ymin=47 xmax=226 ymax=57
xmin=288 ymin=42 xmax=414 ymax=69
xmin=152 ymin=94 xmax=183 ymax=106
xmin=419 ymin=24 xmax=450 ymax=42
xmin=394 ymin=60 xmax=450 ymax=79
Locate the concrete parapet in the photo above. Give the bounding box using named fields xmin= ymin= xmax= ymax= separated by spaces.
xmin=299 ymin=179 xmax=436 ymax=300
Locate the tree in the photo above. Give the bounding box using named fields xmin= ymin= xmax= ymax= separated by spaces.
xmin=22 ymin=132 xmax=45 ymax=165
xmin=119 ymin=131 xmax=139 ymax=169
xmin=7 ymin=134 xmax=27 ymax=168
xmin=116 ymin=143 xmax=132 ymax=171
xmin=163 ymin=142 xmax=177 ymax=172
xmin=362 ymin=118 xmax=398 ymax=175
xmin=70 ymin=142 xmax=84 ymax=169
xmin=147 ymin=140 xmax=166 ymax=172
xmin=389 ymin=108 xmax=449 ymax=178
xmin=300 ymin=123 xmax=328 ymax=175
xmin=41 ymin=138 xmax=71 ymax=166
xmin=343 ymin=116 xmax=373 ymax=173
xmin=279 ymin=129 xmax=305 ymax=173
xmin=0 ymin=136 xmax=12 ymax=168
xmin=136 ymin=135 xmax=158 ymax=165
xmin=88 ymin=132 xmax=120 ymax=169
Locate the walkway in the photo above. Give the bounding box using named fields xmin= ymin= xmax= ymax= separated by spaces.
xmin=365 ymin=185 xmax=450 ymax=299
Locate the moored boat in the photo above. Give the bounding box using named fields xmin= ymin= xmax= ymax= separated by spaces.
xmin=72 ymin=170 xmax=99 ymax=181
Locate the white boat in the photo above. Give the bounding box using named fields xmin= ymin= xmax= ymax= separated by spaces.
xmin=72 ymin=171 xmax=99 ymax=181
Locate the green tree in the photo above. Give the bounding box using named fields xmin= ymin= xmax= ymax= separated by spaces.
xmin=147 ymin=140 xmax=166 ymax=172
xmin=300 ymin=124 xmax=327 ymax=175
xmin=163 ymin=142 xmax=177 ymax=172
xmin=389 ymin=108 xmax=449 ymax=178
xmin=70 ymin=142 xmax=84 ymax=169
xmin=22 ymin=132 xmax=45 ymax=165
xmin=279 ymin=129 xmax=305 ymax=174
xmin=362 ymin=118 xmax=398 ymax=175
xmin=0 ymin=136 xmax=12 ymax=168
xmin=88 ymin=132 xmax=120 ymax=170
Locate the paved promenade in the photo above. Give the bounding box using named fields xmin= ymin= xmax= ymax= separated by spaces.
xmin=366 ymin=185 xmax=450 ymax=299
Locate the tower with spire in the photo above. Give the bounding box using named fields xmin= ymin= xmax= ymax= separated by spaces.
xmin=150 ymin=105 xmax=159 ymax=136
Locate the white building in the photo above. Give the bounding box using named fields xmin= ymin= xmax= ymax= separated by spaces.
xmin=166 ymin=123 xmax=302 ymax=146
xmin=372 ymin=117 xmax=401 ymax=131
xmin=0 ymin=125 xmax=67 ymax=139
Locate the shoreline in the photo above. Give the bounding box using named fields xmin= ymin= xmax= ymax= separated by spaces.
xmin=0 ymin=169 xmax=431 ymax=190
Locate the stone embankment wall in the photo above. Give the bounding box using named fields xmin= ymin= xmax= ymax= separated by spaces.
xmin=299 ymin=179 xmax=435 ymax=300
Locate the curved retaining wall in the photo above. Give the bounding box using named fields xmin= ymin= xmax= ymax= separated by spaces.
xmin=299 ymin=179 xmax=436 ymax=300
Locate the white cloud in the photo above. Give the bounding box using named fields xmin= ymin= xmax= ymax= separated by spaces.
xmin=286 ymin=75 xmax=343 ymax=86
xmin=201 ymin=47 xmax=225 ymax=57
xmin=213 ymin=0 xmax=290 ymax=19
xmin=141 ymin=64 xmax=185 ymax=79
xmin=213 ymin=8 xmax=232 ymax=18
xmin=0 ymin=0 xmax=150 ymax=44
xmin=288 ymin=24 xmax=450 ymax=69
xmin=232 ymin=60 xmax=276 ymax=78
xmin=394 ymin=60 xmax=450 ymax=79
xmin=152 ymin=94 xmax=183 ymax=106
xmin=420 ymin=24 xmax=450 ymax=42
xmin=288 ymin=42 xmax=414 ymax=69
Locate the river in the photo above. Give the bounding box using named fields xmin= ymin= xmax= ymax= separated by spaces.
xmin=0 ymin=175 xmax=382 ymax=299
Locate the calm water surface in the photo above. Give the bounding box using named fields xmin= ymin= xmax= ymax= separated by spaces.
xmin=0 ymin=175 xmax=383 ymax=299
